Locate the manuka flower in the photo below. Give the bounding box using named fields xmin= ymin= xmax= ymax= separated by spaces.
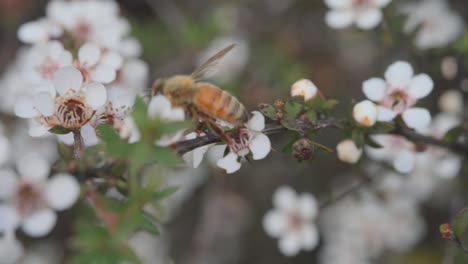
xmin=0 ymin=154 xmax=80 ymax=237
xmin=362 ymin=61 xmax=433 ymax=130
xmin=325 ymin=0 xmax=392 ymax=30
xmin=263 ymin=186 xmax=319 ymax=256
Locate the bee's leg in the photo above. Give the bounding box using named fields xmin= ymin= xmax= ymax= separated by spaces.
xmin=188 ymin=105 xmax=208 ymax=135
xmin=206 ymin=119 xmax=233 ymax=146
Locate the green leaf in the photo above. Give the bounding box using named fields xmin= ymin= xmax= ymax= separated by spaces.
xmin=283 ymin=100 xmax=303 ymax=119
xmin=351 ymin=129 xmax=365 ymax=147
xmin=365 ymin=135 xmax=383 ymax=148
xmin=49 ymin=125 xmax=72 ymax=135
xmin=132 ymin=97 xmax=149 ymax=132
xmin=116 ymin=211 xmax=160 ymax=237
xmin=281 ymin=118 xmax=302 ymax=131
xmin=322 ymin=99 xmax=339 ymax=110
xmin=98 ymin=125 xmax=130 ymax=157
xmin=159 ymin=121 xmax=191 ymax=136
xmin=154 ymin=147 xmax=181 ymax=166
xmin=373 ymin=122 xmax=395 ymax=133
xmin=305 ymin=110 xmax=317 ymax=122
xmin=259 ymin=104 xmax=278 ymax=120
xmin=152 ymin=186 xmax=179 ymax=201
xmin=443 ymin=126 xmax=464 ymax=145
xmin=452 ymin=207 xmax=468 ymax=237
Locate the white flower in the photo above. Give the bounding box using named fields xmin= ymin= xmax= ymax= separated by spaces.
xmin=21 ymin=41 xmax=72 ymax=84
xmin=216 ymin=111 xmax=271 ymax=174
xmin=353 ymin=100 xmax=377 ymax=127
xmin=336 ymin=139 xmax=362 ymax=164
xmin=0 ymin=154 xmax=80 ymax=237
xmin=263 ymin=186 xmax=319 ymax=256
xmin=182 ymin=132 xmax=214 ymax=168
xmin=15 ymin=66 xmax=107 ymax=136
xmin=362 ymin=61 xmax=433 ymax=130
xmin=148 ymin=95 xmax=186 ymax=146
xmin=0 ymin=232 xmax=24 ymax=264
xmin=17 ymin=18 xmax=63 ymax=44
xmin=401 ymin=0 xmax=464 ymax=49
xmin=325 ymin=0 xmax=391 ymax=30
xmin=365 ymin=134 xmax=417 ymax=173
xmin=438 ymin=90 xmax=463 ymax=115
xmin=291 ymin=79 xmax=318 ymax=101
xmin=74 ymin=42 xmax=123 ymax=84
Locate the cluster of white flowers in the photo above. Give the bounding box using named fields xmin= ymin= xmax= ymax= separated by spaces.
xmin=319 ymin=192 xmax=425 ymax=264
xmin=325 ymin=0 xmax=464 ymax=50
xmin=1 ymin=0 xmax=148 ymax=148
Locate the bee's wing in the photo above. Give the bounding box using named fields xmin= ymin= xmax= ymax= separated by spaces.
xmin=191 ymin=44 xmax=236 ymax=81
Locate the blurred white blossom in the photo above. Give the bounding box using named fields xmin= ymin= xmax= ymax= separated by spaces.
xmin=366 ymin=134 xmax=418 ymax=174
xmin=148 ymin=95 xmax=186 ymax=147
xmin=0 ymin=154 xmax=80 ymax=237
xmin=325 ymin=0 xmax=392 ymax=30
xmin=362 ymin=61 xmax=433 ymax=130
xmin=438 ymin=89 xmax=463 ymax=115
xmin=401 ymin=0 xmax=464 ymax=49
xmin=0 ymin=231 xmax=24 ymax=264
xmin=263 ymin=186 xmax=319 ymax=256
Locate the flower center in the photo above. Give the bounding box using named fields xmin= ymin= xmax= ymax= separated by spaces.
xmin=380 ymin=89 xmax=413 ymax=114
xmin=230 ymin=128 xmax=253 ymax=156
xmin=38 ymin=58 xmax=59 ymax=80
xmin=56 ymin=98 xmax=92 ymax=129
xmin=74 ymin=22 xmax=91 ymax=41
xmin=353 ymin=0 xmax=372 ymax=9
xmin=14 ymin=181 xmax=45 ymax=217
xmin=287 ymin=211 xmax=304 ymax=231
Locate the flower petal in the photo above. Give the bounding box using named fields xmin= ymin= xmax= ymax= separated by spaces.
xmin=84 ymin=83 xmax=107 ymax=109
xmin=91 ymin=65 xmax=116 ymax=84
xmin=33 ymin=92 xmax=55 ymax=117
xmin=324 ymin=0 xmax=352 ymax=8
xmin=78 ymin=43 xmax=101 ymax=66
xmin=22 ymin=208 xmax=57 ymax=237
xmin=58 ymin=51 xmax=73 ymax=66
xmin=216 ymin=152 xmax=241 ymax=174
xmin=377 ymin=106 xmax=397 ymax=121
xmin=298 ymin=194 xmax=318 ymax=219
xmin=0 ymin=135 xmax=10 ymax=166
xmin=407 ymin=74 xmax=433 ymax=99
xmin=101 ymin=51 xmax=123 ymax=69
xmin=325 ymin=10 xmax=353 ymax=29
xmin=384 ymin=61 xmax=414 ymax=88
xmin=356 ymin=9 xmax=382 ymax=30
xmin=434 ymin=155 xmax=461 ymax=179
xmin=81 ymin=123 xmax=100 ymax=147
xmin=0 ymin=232 xmax=24 ymax=264
xmin=301 ymin=225 xmax=319 ymax=250
xmin=393 ymin=149 xmax=415 ymax=174
xmin=28 ymin=121 xmax=50 ymax=137
xmin=17 ymin=153 xmax=50 ymax=182
xmin=46 ymin=173 xmax=80 ymax=211
xmin=0 ymin=169 xmax=18 ymax=199
xmin=362 ymin=78 xmax=386 ymax=101
xmin=249 ymin=134 xmax=271 ymax=160
xmin=247 ymin=111 xmax=265 ymax=131
xmin=0 ymin=205 xmax=20 ymax=232
xmin=402 ymin=108 xmax=431 ymax=130
xmin=263 ymin=210 xmax=288 ymax=238
xmin=279 ymin=232 xmax=301 ymax=257
xmin=353 ymin=100 xmax=378 ymax=127
xmin=15 ymin=96 xmax=39 ymax=118
xmin=273 ymin=186 xmax=297 ymax=211
xmin=53 ymin=66 xmax=83 ymax=95
xmin=148 ymin=95 xmax=171 ymax=119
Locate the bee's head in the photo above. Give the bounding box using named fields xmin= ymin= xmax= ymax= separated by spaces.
xmin=151 ymin=78 xmax=166 ymax=96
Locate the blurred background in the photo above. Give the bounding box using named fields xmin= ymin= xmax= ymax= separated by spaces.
xmin=1 ymin=0 xmax=468 ymax=263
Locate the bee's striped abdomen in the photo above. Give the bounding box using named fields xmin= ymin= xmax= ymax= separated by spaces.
xmin=194 ymin=83 xmax=248 ymax=126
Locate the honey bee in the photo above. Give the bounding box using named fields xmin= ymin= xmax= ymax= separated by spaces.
xmin=150 ymin=44 xmax=249 ymax=144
